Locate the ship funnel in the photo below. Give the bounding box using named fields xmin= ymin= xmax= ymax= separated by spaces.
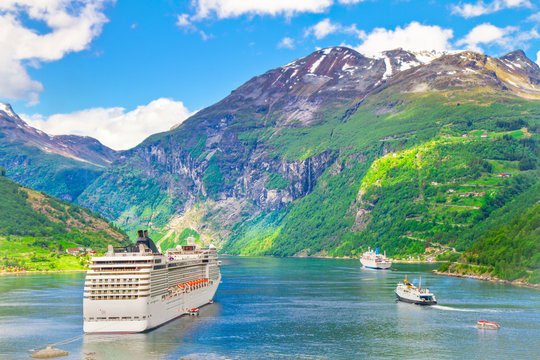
xmin=137 ymin=230 xmax=144 ymax=238
xmin=143 ymin=230 xmax=149 ymax=238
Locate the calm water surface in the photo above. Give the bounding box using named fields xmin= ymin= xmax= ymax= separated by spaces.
xmin=0 ymin=257 xmax=539 ymax=359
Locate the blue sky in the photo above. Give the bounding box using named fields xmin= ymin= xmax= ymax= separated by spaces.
xmin=0 ymin=0 xmax=539 ymax=149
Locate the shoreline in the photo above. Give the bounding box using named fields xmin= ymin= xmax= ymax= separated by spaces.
xmin=0 ymin=269 xmax=86 ymax=276
xmin=225 ymin=253 xmax=442 ymax=263
xmin=433 ymin=270 xmax=540 ymax=290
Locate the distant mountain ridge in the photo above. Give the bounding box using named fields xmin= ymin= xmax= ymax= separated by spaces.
xmin=0 ymin=103 xmax=117 ymax=167
xmin=0 ymin=103 xmax=118 ymax=201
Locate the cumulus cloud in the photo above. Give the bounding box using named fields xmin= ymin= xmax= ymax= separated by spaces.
xmin=304 ymin=19 xmax=365 ymax=40
xmin=537 ymin=50 xmax=540 ymax=66
xmin=353 ymin=22 xmax=454 ymax=56
xmin=0 ymin=0 xmax=113 ymax=105
xmin=22 ymin=98 xmax=193 ymax=150
xmin=176 ymin=13 xmax=192 ymax=28
xmin=190 ymin=0 xmax=333 ymax=20
xmin=304 ymin=18 xmax=339 ymax=39
xmin=526 ymin=11 xmax=540 ymax=22
xmin=452 ymin=0 xmax=532 ymax=18
xmin=455 ymin=23 xmax=539 ymax=52
xmin=277 ymin=37 xmax=295 ymax=49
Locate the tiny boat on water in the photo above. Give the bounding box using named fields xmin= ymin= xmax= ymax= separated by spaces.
xmin=476 ymin=321 xmax=500 ymax=330
xmin=189 ymin=308 xmax=200 ymax=316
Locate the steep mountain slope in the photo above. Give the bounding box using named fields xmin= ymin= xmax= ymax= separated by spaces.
xmin=76 ymin=45 xmax=539 ymax=272
xmin=0 ymin=103 xmax=118 ymax=201
xmin=0 ymin=169 xmax=128 ymax=271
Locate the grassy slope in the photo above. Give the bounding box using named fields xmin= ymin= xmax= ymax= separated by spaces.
xmin=0 ymin=174 xmax=128 ymax=271
xmin=0 ymin=141 xmax=104 ymax=201
xmin=223 ymin=89 xmax=539 ymax=284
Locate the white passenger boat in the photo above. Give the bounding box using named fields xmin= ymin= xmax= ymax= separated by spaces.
xmin=360 ymin=247 xmax=392 ymax=269
xmin=83 ymin=230 xmax=221 ymax=333
xmin=394 ymin=275 xmax=437 ymax=305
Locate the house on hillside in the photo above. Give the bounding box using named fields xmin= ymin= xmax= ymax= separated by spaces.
xmin=66 ymin=247 xmax=84 ymax=256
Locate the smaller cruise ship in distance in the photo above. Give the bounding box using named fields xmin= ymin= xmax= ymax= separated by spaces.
xmin=360 ymin=247 xmax=392 ymax=269
xmin=394 ymin=275 xmax=437 ymax=305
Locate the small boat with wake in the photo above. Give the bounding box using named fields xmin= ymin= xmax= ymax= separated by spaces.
xmin=476 ymin=321 xmax=500 ymax=330
xmin=394 ymin=275 xmax=437 ymax=305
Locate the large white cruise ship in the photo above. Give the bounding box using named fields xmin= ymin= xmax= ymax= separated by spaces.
xmin=359 ymin=247 xmax=392 ymax=269
xmin=83 ymin=230 xmax=221 ymax=333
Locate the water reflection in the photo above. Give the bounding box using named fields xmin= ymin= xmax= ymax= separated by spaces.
xmin=82 ymin=303 xmax=222 ymax=360
xmin=1 ymin=258 xmax=539 ymax=360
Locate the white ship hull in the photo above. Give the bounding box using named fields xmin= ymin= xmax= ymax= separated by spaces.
xmin=360 ymin=258 xmax=392 ymax=269
xmin=83 ymin=275 xmax=220 ymax=333
xmin=83 ymin=232 xmax=221 ymax=334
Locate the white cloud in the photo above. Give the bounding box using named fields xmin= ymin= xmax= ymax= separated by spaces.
xmin=454 ymin=23 xmax=539 ymax=52
xmin=526 ymin=11 xmax=540 ymax=22
xmin=452 ymin=0 xmax=532 ymax=18
xmin=22 ymin=98 xmax=193 ymax=150
xmin=536 ymin=50 xmax=540 ymax=66
xmin=304 ymin=19 xmax=365 ymax=40
xmin=176 ymin=13 xmax=192 ymax=28
xmin=354 ymin=22 xmax=454 ymax=56
xmin=277 ymin=37 xmax=295 ymax=49
xmin=0 ymin=0 xmax=113 ymax=105
xmin=304 ymin=18 xmax=339 ymax=39
xmin=190 ymin=0 xmax=333 ymax=19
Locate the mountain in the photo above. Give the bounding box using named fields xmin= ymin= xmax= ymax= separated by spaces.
xmin=0 ymin=103 xmax=118 ymax=201
xmin=1 ymin=47 xmax=537 ymax=282
xmin=0 ymin=168 xmax=128 ymax=271
xmin=73 ymin=46 xmax=539 ymax=282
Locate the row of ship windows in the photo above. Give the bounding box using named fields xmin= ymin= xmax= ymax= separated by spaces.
xmin=90 ymin=278 xmax=141 ymax=283
xmin=86 ymin=315 xmax=148 ymax=321
xmin=88 ymin=295 xmax=146 ymax=300
xmin=90 ymin=289 xmax=140 ymax=294
xmin=92 ymin=268 xmax=142 ymax=272
xmin=89 ymin=284 xmax=145 ymax=289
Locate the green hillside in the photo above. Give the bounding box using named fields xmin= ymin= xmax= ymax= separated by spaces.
xmin=0 ymin=142 xmax=105 ymax=201
xmin=0 ymin=170 xmax=128 ymax=272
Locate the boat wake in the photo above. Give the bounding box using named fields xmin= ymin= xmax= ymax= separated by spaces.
xmin=432 ymin=305 xmax=499 ymax=313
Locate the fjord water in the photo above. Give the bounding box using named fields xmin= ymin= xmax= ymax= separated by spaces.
xmin=1 ymin=258 xmax=538 ymax=360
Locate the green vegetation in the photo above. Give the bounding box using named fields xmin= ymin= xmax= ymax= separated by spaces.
xmin=0 ymin=176 xmax=128 ymax=272
xmin=466 ymin=201 xmax=539 ymax=283
xmin=203 ymin=155 xmax=225 ymax=197
xmin=266 ymin=172 xmax=290 ymax=189
xmin=0 ymin=142 xmax=104 ymax=201
xmin=224 ymin=89 xmax=539 ymax=284
xmin=159 ymin=228 xmax=200 ymax=250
